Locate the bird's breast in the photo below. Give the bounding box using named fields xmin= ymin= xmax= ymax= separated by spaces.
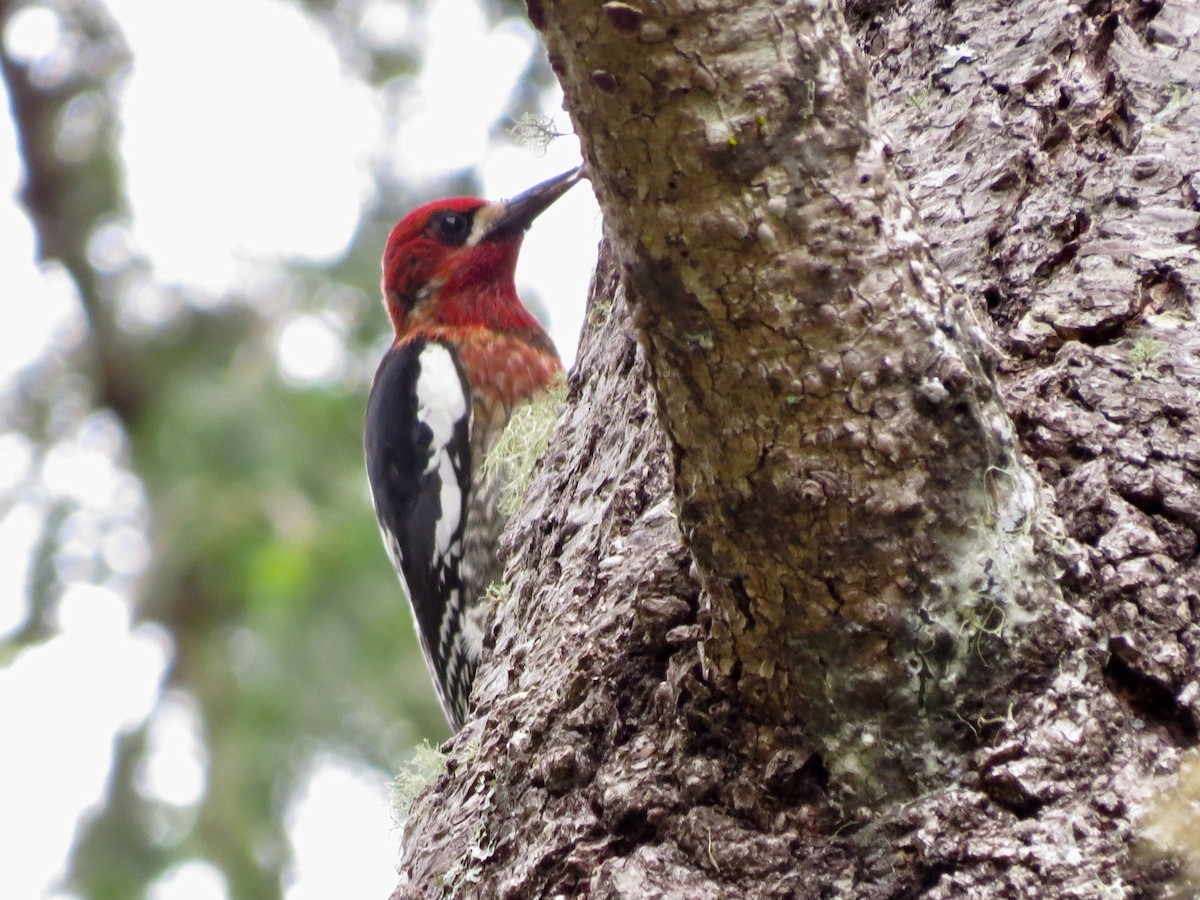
xmin=454 ymin=331 xmax=561 ymax=446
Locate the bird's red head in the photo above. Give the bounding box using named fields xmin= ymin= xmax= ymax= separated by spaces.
xmin=381 ymin=168 xmax=582 ymax=341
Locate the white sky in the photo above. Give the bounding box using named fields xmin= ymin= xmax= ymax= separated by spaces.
xmin=0 ymin=0 xmax=599 ymax=896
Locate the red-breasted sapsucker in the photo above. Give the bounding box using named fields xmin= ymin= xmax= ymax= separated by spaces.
xmin=365 ymin=168 xmax=581 ymax=731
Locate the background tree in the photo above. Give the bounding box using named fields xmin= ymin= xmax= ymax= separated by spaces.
xmin=395 ymin=0 xmax=1200 ymax=896
xmin=0 ymin=0 xmax=578 ymax=896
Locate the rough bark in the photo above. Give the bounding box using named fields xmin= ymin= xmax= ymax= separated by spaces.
xmin=536 ymin=0 xmax=1086 ymax=806
xmin=393 ymin=0 xmax=1200 ymax=896
xmin=864 ymin=0 xmax=1200 ymax=729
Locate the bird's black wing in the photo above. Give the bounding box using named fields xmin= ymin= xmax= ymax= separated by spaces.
xmin=365 ymin=338 xmax=474 ymax=728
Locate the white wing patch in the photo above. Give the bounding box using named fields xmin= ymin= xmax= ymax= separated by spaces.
xmin=415 ymin=343 xmax=469 ymax=558
xmin=415 ymin=343 xmax=468 ymax=467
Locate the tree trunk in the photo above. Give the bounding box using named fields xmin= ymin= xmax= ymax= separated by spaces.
xmin=394 ymin=0 xmax=1200 ymax=895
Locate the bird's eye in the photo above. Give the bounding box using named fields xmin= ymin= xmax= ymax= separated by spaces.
xmin=431 ymin=211 xmax=472 ymax=246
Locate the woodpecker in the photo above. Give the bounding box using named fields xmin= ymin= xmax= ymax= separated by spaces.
xmin=365 ymin=168 xmax=581 ymax=731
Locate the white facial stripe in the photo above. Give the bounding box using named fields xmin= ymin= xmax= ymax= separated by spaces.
xmin=466 ymin=201 xmax=506 ymax=247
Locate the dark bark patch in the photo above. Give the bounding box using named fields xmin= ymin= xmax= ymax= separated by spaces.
xmin=1103 ymin=648 xmax=1198 ymax=746
xmin=1087 ymin=13 xmax=1120 ymax=69
xmin=601 ymin=1 xmax=645 ymax=36
xmin=765 ymin=750 xmax=828 ymax=803
xmin=1039 ymin=119 xmax=1073 ymax=152
xmin=1031 ymin=239 xmax=1079 ymax=280
xmin=1128 ymin=0 xmax=1165 ymax=32
xmin=590 ymin=70 xmax=619 ymax=94
xmin=525 ymin=0 xmax=545 ymax=30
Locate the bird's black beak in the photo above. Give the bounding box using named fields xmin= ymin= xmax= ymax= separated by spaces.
xmin=484 ymin=167 xmax=583 ymax=241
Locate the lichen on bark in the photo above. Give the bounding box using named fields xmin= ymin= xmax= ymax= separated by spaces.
xmin=539 ymin=0 xmax=1077 ymax=801
xmin=393 ymin=0 xmax=1200 ymax=894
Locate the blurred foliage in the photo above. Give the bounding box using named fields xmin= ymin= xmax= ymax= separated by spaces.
xmin=0 ymin=0 xmax=552 ymax=896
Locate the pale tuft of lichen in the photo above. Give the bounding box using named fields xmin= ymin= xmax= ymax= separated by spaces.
xmin=482 ymin=378 xmax=567 ymax=516
xmin=1130 ymin=336 xmax=1161 ymax=379
xmin=480 ymin=579 xmax=511 ymax=613
xmin=391 ymin=741 xmax=448 ymax=823
xmin=507 ymin=114 xmax=567 ymax=157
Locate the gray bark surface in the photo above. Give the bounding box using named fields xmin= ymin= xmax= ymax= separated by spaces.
xmin=393 ymin=0 xmax=1200 ymax=896
xmin=868 ymin=0 xmax=1200 ymax=726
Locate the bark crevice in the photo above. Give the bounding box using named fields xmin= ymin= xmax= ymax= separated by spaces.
xmin=394 ymin=0 xmax=1200 ymax=892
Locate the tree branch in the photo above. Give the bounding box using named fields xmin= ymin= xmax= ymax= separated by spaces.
xmin=393 ymin=0 xmax=1198 ymax=893
xmin=539 ymin=0 xmax=1077 ymax=798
